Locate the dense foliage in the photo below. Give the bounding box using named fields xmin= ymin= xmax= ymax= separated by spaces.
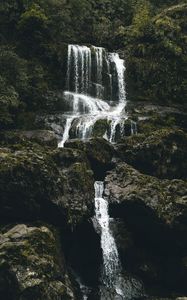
xmin=0 ymin=0 xmax=185 ymax=128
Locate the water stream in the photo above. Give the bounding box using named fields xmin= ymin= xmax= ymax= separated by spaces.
xmin=58 ymin=44 xmax=128 ymax=147
xmin=58 ymin=44 xmax=143 ymax=300
xmin=94 ymin=181 xmax=125 ymax=300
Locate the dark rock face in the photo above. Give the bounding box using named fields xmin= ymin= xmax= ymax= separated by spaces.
xmin=65 ymin=138 xmax=115 ymax=179
xmin=0 ymin=130 xmax=58 ymax=148
xmin=126 ymin=102 xmax=187 ymax=134
xmin=0 ymin=145 xmax=94 ymax=228
xmin=116 ymin=129 xmax=187 ymax=179
xmin=0 ymin=224 xmax=77 ymax=300
xmin=35 ymin=114 xmax=68 ymax=142
xmin=105 ymin=162 xmax=187 ymax=240
xmin=104 ymin=163 xmax=187 ymax=293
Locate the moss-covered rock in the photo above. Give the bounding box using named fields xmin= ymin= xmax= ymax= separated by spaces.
xmin=0 ymin=145 xmax=94 ymax=228
xmin=0 ymin=224 xmax=77 ymax=300
xmin=126 ymin=102 xmax=187 ymax=134
xmin=92 ymin=119 xmax=109 ymax=138
xmin=0 ymin=130 xmax=58 ymax=148
xmin=65 ymin=138 xmax=115 ymax=179
xmin=105 ymin=163 xmax=187 ymax=234
xmin=116 ymin=129 xmax=187 ymax=179
xmin=105 ymin=162 xmax=187 ymax=292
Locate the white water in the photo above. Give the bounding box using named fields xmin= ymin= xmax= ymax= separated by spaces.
xmin=94 ymin=181 xmax=125 ymax=299
xmin=131 ymin=120 xmax=138 ymax=135
xmin=66 ymin=45 xmax=91 ymax=94
xmin=58 ymin=44 xmax=128 ymax=147
xmin=58 ymin=115 xmax=76 ymax=148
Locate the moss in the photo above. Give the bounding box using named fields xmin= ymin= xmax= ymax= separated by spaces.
xmin=116 ymin=128 xmax=187 ymax=179
xmin=0 ymin=144 xmax=94 ymax=228
xmin=126 ymin=3 xmax=187 ymax=104
xmin=0 ymin=224 xmax=74 ymax=299
xmin=92 ymin=119 xmax=109 ymax=137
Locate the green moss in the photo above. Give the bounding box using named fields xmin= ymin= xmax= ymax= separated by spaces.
xmin=92 ymin=119 xmax=109 ymax=138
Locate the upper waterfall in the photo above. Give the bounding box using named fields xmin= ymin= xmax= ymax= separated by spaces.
xmin=58 ymin=44 xmax=128 ymax=147
xmin=66 ymin=45 xmax=92 ymax=94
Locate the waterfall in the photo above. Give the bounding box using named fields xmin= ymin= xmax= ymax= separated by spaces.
xmin=66 ymin=45 xmax=91 ymax=94
xmin=58 ymin=44 xmax=127 ymax=147
xmin=94 ymin=181 xmax=125 ymax=299
xmin=93 ymin=182 xmax=144 ymax=300
xmin=109 ymin=53 xmax=126 ymax=103
xmin=131 ymin=121 xmax=138 ymax=135
xmin=58 ymin=116 xmax=76 ymax=148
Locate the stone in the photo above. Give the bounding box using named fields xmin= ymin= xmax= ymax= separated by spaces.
xmin=0 ymin=145 xmax=94 ymax=228
xmin=0 ymin=224 xmax=77 ymax=300
xmin=116 ymin=129 xmax=187 ymax=179
xmin=65 ymin=138 xmax=115 ymax=179
xmin=105 ymin=162 xmax=187 ymax=240
xmin=0 ymin=130 xmax=58 ymax=148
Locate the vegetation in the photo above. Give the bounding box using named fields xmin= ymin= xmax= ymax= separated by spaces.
xmin=0 ymin=0 xmax=185 ymax=129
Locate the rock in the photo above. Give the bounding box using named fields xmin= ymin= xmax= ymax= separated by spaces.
xmin=116 ymin=129 xmax=187 ymax=179
xmin=0 ymin=130 xmax=58 ymax=148
xmin=105 ymin=163 xmax=187 ymax=293
xmin=35 ymin=113 xmax=68 ymax=142
xmin=126 ymin=101 xmax=187 ymax=134
xmin=105 ymin=163 xmax=187 ymax=244
xmin=0 ymin=224 xmax=77 ymax=300
xmin=92 ymin=119 xmax=109 ymax=138
xmin=0 ymin=145 xmax=94 ymax=228
xmin=65 ymin=138 xmax=115 ymax=179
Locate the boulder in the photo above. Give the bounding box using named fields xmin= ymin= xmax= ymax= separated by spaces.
xmin=105 ymin=163 xmax=187 ymax=245
xmin=116 ymin=129 xmax=187 ymax=179
xmin=65 ymin=138 xmax=115 ymax=179
xmin=105 ymin=163 xmax=187 ymax=292
xmin=0 ymin=224 xmax=77 ymax=300
xmin=0 ymin=130 xmax=58 ymax=148
xmin=0 ymin=145 xmax=94 ymax=228
xmin=126 ymin=102 xmax=187 ymax=134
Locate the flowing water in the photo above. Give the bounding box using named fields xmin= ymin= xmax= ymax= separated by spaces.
xmin=58 ymin=44 xmax=128 ymax=147
xmin=94 ymin=181 xmax=125 ymax=299
xmin=57 ymin=44 xmax=143 ymax=300
xmin=94 ymin=182 xmax=143 ymax=300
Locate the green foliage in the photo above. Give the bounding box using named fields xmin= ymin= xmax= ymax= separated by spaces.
xmin=0 ymin=0 xmax=186 ymax=129
xmin=0 ymin=47 xmax=28 ymax=92
xmin=126 ymin=3 xmax=187 ymax=104
xmin=0 ymin=75 xmax=20 ymax=128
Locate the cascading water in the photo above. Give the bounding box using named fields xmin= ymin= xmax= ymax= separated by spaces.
xmin=66 ymin=45 xmax=91 ymax=94
xmin=56 ymin=45 xmax=143 ymax=300
xmin=58 ymin=44 xmax=128 ymax=147
xmin=94 ymin=182 xmax=144 ymax=300
xmin=94 ymin=181 xmax=125 ymax=300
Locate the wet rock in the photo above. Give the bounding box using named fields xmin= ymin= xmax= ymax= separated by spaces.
xmin=126 ymin=101 xmax=187 ymax=134
xmin=0 ymin=145 xmax=94 ymax=228
xmin=105 ymin=163 xmax=187 ymax=293
xmin=92 ymin=119 xmax=109 ymax=138
xmin=116 ymin=129 xmax=187 ymax=179
xmin=65 ymin=138 xmax=115 ymax=179
xmin=105 ymin=162 xmax=187 ymax=242
xmin=35 ymin=113 xmax=68 ymax=142
xmin=64 ymin=220 xmax=102 ymax=287
xmin=0 ymin=224 xmax=77 ymax=300
xmin=0 ymin=130 xmax=58 ymax=148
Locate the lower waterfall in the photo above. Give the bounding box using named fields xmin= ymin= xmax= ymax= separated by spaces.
xmin=94 ymin=181 xmax=124 ymax=299
xmin=93 ymin=181 xmax=144 ymax=300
